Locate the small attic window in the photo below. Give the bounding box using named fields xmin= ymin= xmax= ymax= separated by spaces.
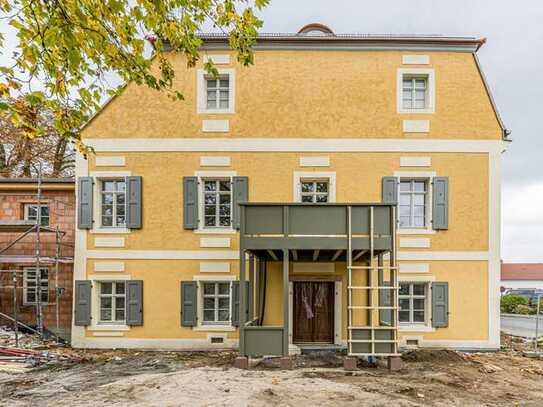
xmin=297 ymin=23 xmax=334 ymax=36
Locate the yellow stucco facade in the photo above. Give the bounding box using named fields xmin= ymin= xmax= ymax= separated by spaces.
xmin=73 ymin=33 xmax=504 ymax=352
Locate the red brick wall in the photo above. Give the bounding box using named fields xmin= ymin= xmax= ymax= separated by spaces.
xmin=0 ymin=187 xmax=75 ymax=339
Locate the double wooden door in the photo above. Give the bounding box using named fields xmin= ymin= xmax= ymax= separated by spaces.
xmin=293 ymin=281 xmax=335 ymax=344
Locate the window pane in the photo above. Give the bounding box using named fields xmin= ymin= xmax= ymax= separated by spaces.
xmin=219 ymin=79 xmax=229 ymax=88
xmin=101 ymin=297 xmax=112 ymax=308
xmin=219 ymin=90 xmax=229 ymax=99
xmin=413 ymin=194 xmax=425 ymax=206
xmin=399 ymin=284 xmax=409 ymax=296
xmin=399 ymin=311 xmax=410 ymax=322
xmin=203 ymin=284 xmax=215 ymax=295
xmin=205 ymin=206 xmax=216 ymax=216
xmin=207 ymin=79 xmax=217 ymax=89
xmin=415 ymin=79 xmax=426 ymax=89
xmin=414 ymin=99 xmax=425 ymax=109
xmin=219 ymin=217 xmax=230 ymax=226
xmin=301 ymin=195 xmax=313 ymax=203
xmin=399 ymin=298 xmax=410 ymax=310
xmin=27 ymin=206 xmax=37 ymax=218
xmin=205 ymin=194 xmax=217 ymax=205
xmin=219 ymin=99 xmax=229 ymax=108
xmin=101 ymin=309 xmax=112 ymax=321
xmin=400 ymin=182 xmax=411 ymax=192
xmin=101 ymin=283 xmax=112 ymax=294
xmin=218 ymin=283 xmax=229 ymax=295
xmin=102 ymin=216 xmax=113 ymax=227
xmin=402 ymin=99 xmax=412 ymax=109
xmin=413 ymin=205 xmax=425 ymax=217
xmin=218 ymin=297 xmax=229 ymax=309
xmin=219 ymin=181 xmax=231 ymax=191
xmin=205 ymin=216 xmax=215 ymax=227
xmin=301 ymin=182 xmax=314 ymax=193
xmin=219 ymin=206 xmax=230 ymax=216
xmin=413 ymin=217 xmax=425 ymax=227
xmin=204 ymin=298 xmax=215 ymax=309
xmin=413 ymin=284 xmax=425 ymax=296
xmin=103 ymin=181 xmax=115 ymax=192
xmin=219 ymin=194 xmax=230 ymax=205
xmin=399 ymin=205 xmax=410 ymax=216
xmin=413 ymin=298 xmax=425 ymax=310
xmin=203 ymin=310 xmax=215 ymax=322
xmin=402 ymin=90 xmax=412 ymax=100
xmin=399 ymin=216 xmax=411 ymax=227
xmin=115 ymin=297 xmax=125 ymax=310
xmin=116 ymin=182 xmax=126 ymax=192
xmin=102 ymin=194 xmax=114 ymax=205
xmin=115 ymin=283 xmax=125 ymax=294
xmin=218 ymin=310 xmax=230 ymax=321
xmin=316 ymin=195 xmax=328 ymax=203
xmin=413 ymin=311 xmax=425 ymax=322
xmin=403 ymin=79 xmax=412 ymax=89
xmin=204 ymin=181 xmax=216 ymax=191
xmin=316 ymin=182 xmax=328 ymax=193
xmin=102 ymin=205 xmax=113 ymax=216
xmin=27 ymin=292 xmax=36 ymax=303
xmin=115 ymin=309 xmax=125 ymax=321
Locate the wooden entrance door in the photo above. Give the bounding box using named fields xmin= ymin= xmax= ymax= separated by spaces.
xmin=293 ymin=281 xmax=335 ymax=343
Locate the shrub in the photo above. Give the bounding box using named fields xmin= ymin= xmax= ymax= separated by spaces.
xmin=501 ymin=294 xmax=528 ymax=313
xmin=514 ymin=304 xmax=535 ymax=315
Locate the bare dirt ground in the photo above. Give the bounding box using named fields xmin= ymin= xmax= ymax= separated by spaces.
xmin=1 ymin=335 xmax=543 ymax=406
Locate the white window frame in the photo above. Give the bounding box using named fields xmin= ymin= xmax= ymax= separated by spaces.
xmin=193 ymin=275 xmax=236 ymax=331
xmin=23 ymin=267 xmax=49 ymax=305
xmin=399 ymin=179 xmax=428 ymax=229
xmin=202 ymin=179 xmax=233 ymax=229
xmin=394 ymin=171 xmax=436 ymax=235
xmin=397 ymin=68 xmax=435 ymax=114
xmin=195 ymin=171 xmax=237 ymax=234
xmin=201 ymin=281 xmax=232 ymax=325
xmin=398 ymin=281 xmax=429 ymax=325
xmin=89 ymin=171 xmax=131 ymax=234
xmin=197 ymin=68 xmax=235 ymax=114
xmin=293 ymin=172 xmax=336 ymax=203
xmin=24 ymin=203 xmax=50 ymax=226
xmin=87 ymin=275 xmax=131 ymax=331
xmin=98 ymin=281 xmax=127 ymax=325
xmin=99 ymin=179 xmax=127 ymax=228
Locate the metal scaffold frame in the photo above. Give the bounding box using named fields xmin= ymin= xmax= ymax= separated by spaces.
xmin=0 ymin=171 xmax=71 ymax=345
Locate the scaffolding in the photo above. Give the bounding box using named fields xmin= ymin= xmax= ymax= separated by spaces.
xmin=0 ymin=174 xmax=73 ymax=345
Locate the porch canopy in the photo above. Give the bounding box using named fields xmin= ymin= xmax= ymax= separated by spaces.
xmin=238 ymin=203 xmax=399 ymax=358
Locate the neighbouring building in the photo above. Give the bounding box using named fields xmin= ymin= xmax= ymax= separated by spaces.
xmin=501 ymin=263 xmax=543 ymax=291
xmin=72 ymin=23 xmax=507 ymax=355
xmin=0 ymin=178 xmax=75 ymax=340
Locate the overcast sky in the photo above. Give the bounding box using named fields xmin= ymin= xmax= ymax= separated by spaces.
xmin=1 ymin=1 xmax=541 ymax=261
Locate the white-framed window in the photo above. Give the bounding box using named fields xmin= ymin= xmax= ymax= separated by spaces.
xmin=203 ymin=179 xmax=232 ymax=228
xmin=202 ymin=281 xmax=231 ymax=324
xmin=397 ymin=68 xmax=435 ymax=114
xmin=293 ymin=172 xmax=336 ymax=203
xmin=100 ymin=179 xmax=126 ymax=228
xmin=300 ymin=179 xmax=329 ymax=203
xmin=399 ymin=179 xmax=428 ymax=228
xmin=206 ymin=76 xmax=230 ymax=110
xmin=24 ymin=204 xmax=49 ymax=226
xmin=402 ymin=77 xmax=427 ymax=110
xmin=23 ymin=268 xmax=48 ymax=304
xmin=197 ymin=68 xmax=235 ymax=114
xmin=399 ymin=282 xmax=427 ymax=324
xmin=99 ymin=281 xmax=126 ymax=323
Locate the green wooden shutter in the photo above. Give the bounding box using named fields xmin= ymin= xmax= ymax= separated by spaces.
xmin=232 ymin=176 xmax=248 ymax=230
xmin=432 ymin=282 xmax=449 ymax=328
xmin=382 ymin=176 xmax=399 ymax=205
xmin=183 ymin=177 xmax=199 ymax=230
xmin=74 ymin=280 xmax=92 ymax=326
xmin=126 ymin=280 xmax=143 ymax=326
xmin=77 ymin=177 xmax=93 ymax=229
xmin=232 ymin=281 xmax=240 ymax=327
xmin=432 ymin=177 xmax=449 ymax=230
xmin=181 ymin=281 xmax=197 ymax=326
xmin=126 ymin=176 xmax=142 ymax=229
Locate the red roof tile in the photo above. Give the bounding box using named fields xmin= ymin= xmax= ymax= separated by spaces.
xmin=501 ymin=263 xmax=543 ymax=281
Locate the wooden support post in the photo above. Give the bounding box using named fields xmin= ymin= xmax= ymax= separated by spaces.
xmin=283 ymin=248 xmax=289 ymax=356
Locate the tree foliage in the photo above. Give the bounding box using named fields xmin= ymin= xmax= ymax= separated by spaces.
xmin=0 ymin=0 xmax=268 ymax=153
xmin=500 ymin=294 xmax=528 ymax=314
xmin=0 ymin=97 xmax=74 ymax=177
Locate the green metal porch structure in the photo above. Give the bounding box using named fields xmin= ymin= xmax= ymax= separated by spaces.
xmin=238 ymin=203 xmax=399 ymax=358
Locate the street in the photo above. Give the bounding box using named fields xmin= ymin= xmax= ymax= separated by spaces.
xmin=501 ymin=314 xmax=543 ymax=338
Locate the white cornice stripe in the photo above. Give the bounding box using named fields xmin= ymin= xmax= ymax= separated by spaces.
xmin=398 ymin=251 xmax=488 ymax=261
xmin=86 ymin=250 xmax=239 ymax=260
xmin=85 ymin=138 xmax=504 ymax=154
xmin=85 ymin=249 xmax=487 ymax=261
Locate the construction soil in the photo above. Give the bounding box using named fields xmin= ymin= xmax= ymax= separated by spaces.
xmin=1 ymin=335 xmax=543 ymax=406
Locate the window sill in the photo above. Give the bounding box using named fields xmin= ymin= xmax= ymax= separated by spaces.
xmin=194 ymin=229 xmax=237 ymax=235
xmin=197 ymin=109 xmax=235 ymax=115
xmin=398 ymin=228 xmax=436 ymax=235
xmin=89 ymin=324 xmax=130 ymax=331
xmin=398 ymin=324 xmax=435 ymax=333
xmin=193 ymin=325 xmax=235 ymax=332
xmin=90 ymin=228 xmax=131 ymax=234
xmin=397 ymin=108 xmax=434 ymax=115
